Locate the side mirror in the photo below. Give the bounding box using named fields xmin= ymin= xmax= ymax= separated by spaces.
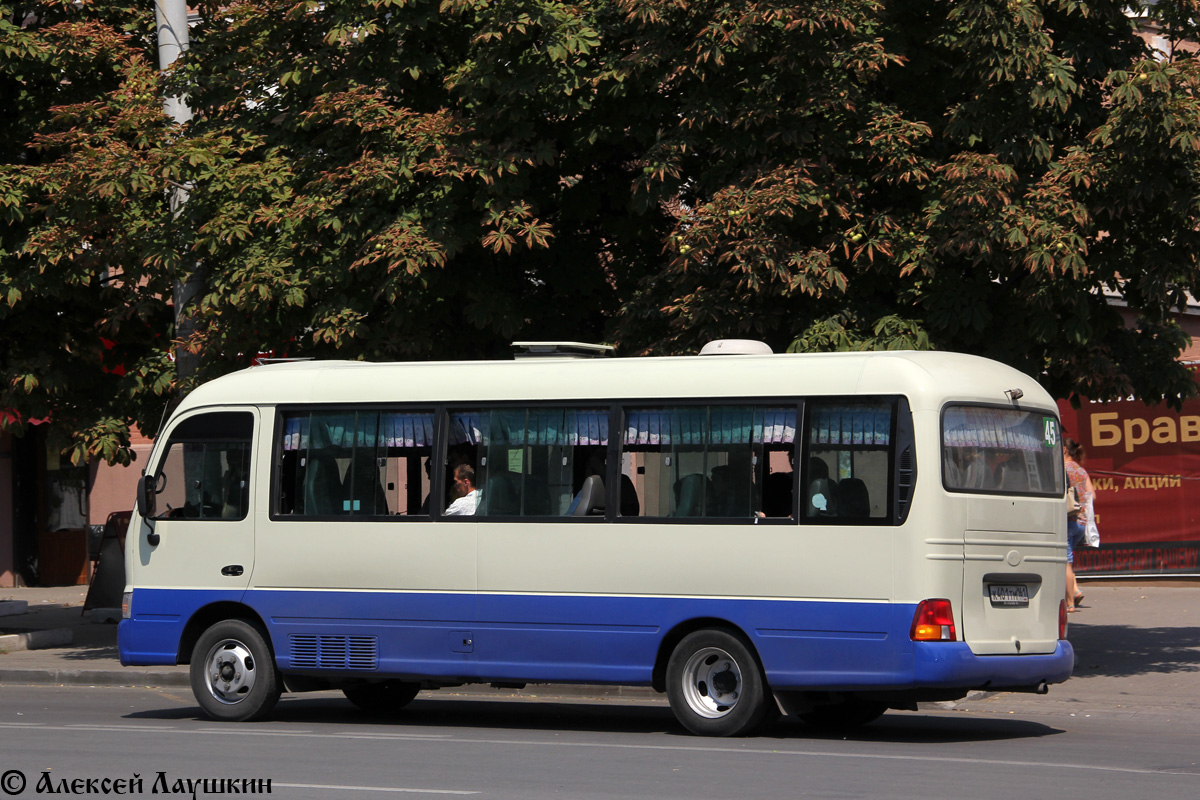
xmin=136 ymin=474 xmax=157 ymax=521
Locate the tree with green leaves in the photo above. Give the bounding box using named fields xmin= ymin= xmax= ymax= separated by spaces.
xmin=5 ymin=0 xmax=1200 ymax=467
xmin=614 ymin=0 xmax=1200 ymax=407
xmin=1 ymin=0 xmax=175 ymax=464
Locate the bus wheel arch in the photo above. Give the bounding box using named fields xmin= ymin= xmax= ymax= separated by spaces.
xmin=653 ymin=617 xmax=758 ymax=692
xmin=177 ymin=602 xmax=270 ymax=665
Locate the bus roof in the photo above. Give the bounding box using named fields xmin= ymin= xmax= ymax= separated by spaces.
xmin=175 ymin=350 xmax=1057 ymax=416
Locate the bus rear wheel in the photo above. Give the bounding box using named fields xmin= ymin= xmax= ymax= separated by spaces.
xmin=190 ymin=619 xmax=281 ymax=722
xmin=666 ymin=628 xmax=769 ymax=737
xmin=343 ymin=681 xmax=422 ymax=715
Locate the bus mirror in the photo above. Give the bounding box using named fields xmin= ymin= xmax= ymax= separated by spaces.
xmin=137 ymin=475 xmax=157 ymax=520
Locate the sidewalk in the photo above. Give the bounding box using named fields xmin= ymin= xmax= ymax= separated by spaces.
xmin=3 ymin=581 xmax=1200 ymax=715
xmin=957 ymin=579 xmax=1200 ymax=719
xmin=0 ymin=586 xmax=188 ymax=688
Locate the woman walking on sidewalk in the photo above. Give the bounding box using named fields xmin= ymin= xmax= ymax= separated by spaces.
xmin=1064 ymin=438 xmax=1093 ymax=612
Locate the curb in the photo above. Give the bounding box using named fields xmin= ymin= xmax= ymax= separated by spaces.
xmin=0 ymin=628 xmax=73 ymax=653
xmin=0 ymin=667 xmax=191 ymax=688
xmin=0 ymin=600 xmax=30 ymax=617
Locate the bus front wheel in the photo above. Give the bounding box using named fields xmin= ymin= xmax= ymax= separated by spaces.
xmin=190 ymin=619 xmax=281 ymax=722
xmin=666 ymin=628 xmax=769 ymax=736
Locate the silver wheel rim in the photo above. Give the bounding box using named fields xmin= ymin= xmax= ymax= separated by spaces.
xmin=680 ymin=646 xmax=743 ymax=719
xmin=202 ymin=638 xmax=258 ymax=705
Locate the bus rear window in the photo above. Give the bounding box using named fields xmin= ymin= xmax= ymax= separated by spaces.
xmin=942 ymin=406 xmax=1063 ymax=496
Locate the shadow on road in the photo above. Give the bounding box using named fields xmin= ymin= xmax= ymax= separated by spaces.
xmin=57 ymin=645 xmax=121 ymax=661
xmin=1068 ymin=621 xmax=1200 ymax=677
xmin=126 ymin=694 xmax=1061 ymax=743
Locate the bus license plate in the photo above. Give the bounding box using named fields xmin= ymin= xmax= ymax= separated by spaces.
xmin=988 ymin=584 xmax=1029 ymax=607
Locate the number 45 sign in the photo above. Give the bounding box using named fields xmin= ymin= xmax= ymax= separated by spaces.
xmin=1043 ymin=417 xmax=1059 ymax=449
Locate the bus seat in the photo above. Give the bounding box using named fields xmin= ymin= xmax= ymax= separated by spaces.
xmin=673 ymin=473 xmax=710 ymax=517
xmin=709 ymin=464 xmax=751 ymax=517
xmin=573 ymin=474 xmax=605 ymax=516
xmin=304 ymin=454 xmax=345 ymax=515
xmin=219 ymin=470 xmax=249 ymax=519
xmin=998 ymin=461 xmax=1029 ymax=492
xmin=349 ymin=454 xmax=387 ymax=515
xmin=479 ymin=471 xmax=520 ymax=516
xmin=806 ymin=477 xmax=837 ymax=517
xmin=619 ymin=474 xmax=640 ymax=517
xmin=808 ymin=457 xmax=829 ymax=481
xmin=839 ymin=478 xmax=870 ymax=517
xmin=522 ymin=474 xmax=551 ymax=515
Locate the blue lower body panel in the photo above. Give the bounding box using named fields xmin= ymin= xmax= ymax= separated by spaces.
xmin=118 ymin=588 xmax=245 ymax=666
xmin=118 ymin=588 xmax=1075 ymax=693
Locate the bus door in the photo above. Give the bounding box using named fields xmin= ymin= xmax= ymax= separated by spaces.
xmin=136 ymin=410 xmax=258 ymax=600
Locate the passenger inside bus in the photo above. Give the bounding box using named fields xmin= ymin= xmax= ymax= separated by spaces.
xmin=761 ymin=470 xmax=793 ymax=517
xmin=710 ymin=460 xmax=752 ymax=516
xmin=806 ymin=457 xmax=837 ymax=517
xmin=444 ymin=464 xmax=479 ymax=515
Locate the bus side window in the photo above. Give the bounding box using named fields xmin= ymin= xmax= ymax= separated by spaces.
xmin=447 ymin=408 xmax=608 ymax=517
xmin=149 ymin=412 xmax=254 ymax=522
xmin=619 ymin=406 xmax=796 ymax=519
xmin=804 ymin=402 xmax=893 ymax=521
xmin=279 ymin=410 xmax=434 ymax=517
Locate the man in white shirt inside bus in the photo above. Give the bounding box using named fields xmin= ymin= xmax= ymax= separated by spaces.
xmin=444 ymin=464 xmax=479 ymax=516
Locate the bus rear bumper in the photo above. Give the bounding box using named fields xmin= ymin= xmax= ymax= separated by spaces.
xmin=912 ymin=639 xmax=1075 ymax=690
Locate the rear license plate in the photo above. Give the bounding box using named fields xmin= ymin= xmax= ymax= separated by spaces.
xmin=988 ymin=584 xmax=1029 ymax=607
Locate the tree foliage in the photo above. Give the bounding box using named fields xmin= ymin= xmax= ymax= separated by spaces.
xmin=615 ymin=0 xmax=1200 ymax=408
xmin=4 ymin=0 xmax=1200 ymax=464
xmin=1 ymin=1 xmax=174 ymax=464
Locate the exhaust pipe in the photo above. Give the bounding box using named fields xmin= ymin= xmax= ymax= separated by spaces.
xmin=1008 ymin=681 xmax=1049 ymax=695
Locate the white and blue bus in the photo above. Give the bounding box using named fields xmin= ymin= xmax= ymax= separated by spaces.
xmin=119 ymin=344 xmax=1073 ymax=736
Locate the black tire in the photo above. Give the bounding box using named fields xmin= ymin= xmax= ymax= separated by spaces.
xmin=343 ymin=681 xmax=422 ymax=715
xmin=665 ymin=628 xmax=770 ymax=737
xmin=797 ymin=698 xmax=887 ymax=730
xmin=190 ymin=619 xmax=281 ymax=722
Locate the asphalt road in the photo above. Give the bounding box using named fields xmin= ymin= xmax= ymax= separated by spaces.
xmin=1 ymin=684 xmax=1198 ymax=800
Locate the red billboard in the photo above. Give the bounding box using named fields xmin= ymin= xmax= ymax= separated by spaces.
xmin=1057 ymin=391 xmax=1200 ymax=576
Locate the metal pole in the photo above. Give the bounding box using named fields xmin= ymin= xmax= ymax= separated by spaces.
xmin=154 ymin=0 xmax=204 ymax=384
xmin=154 ymin=0 xmax=191 ymax=125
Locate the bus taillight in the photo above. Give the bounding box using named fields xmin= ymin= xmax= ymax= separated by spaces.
xmin=1059 ymin=598 xmax=1068 ymax=640
xmin=910 ymin=599 xmax=957 ymax=641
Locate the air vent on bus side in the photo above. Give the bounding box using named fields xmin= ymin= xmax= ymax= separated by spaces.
xmin=896 ymin=445 xmax=916 ymax=524
xmin=290 ymin=634 xmax=378 ymax=671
